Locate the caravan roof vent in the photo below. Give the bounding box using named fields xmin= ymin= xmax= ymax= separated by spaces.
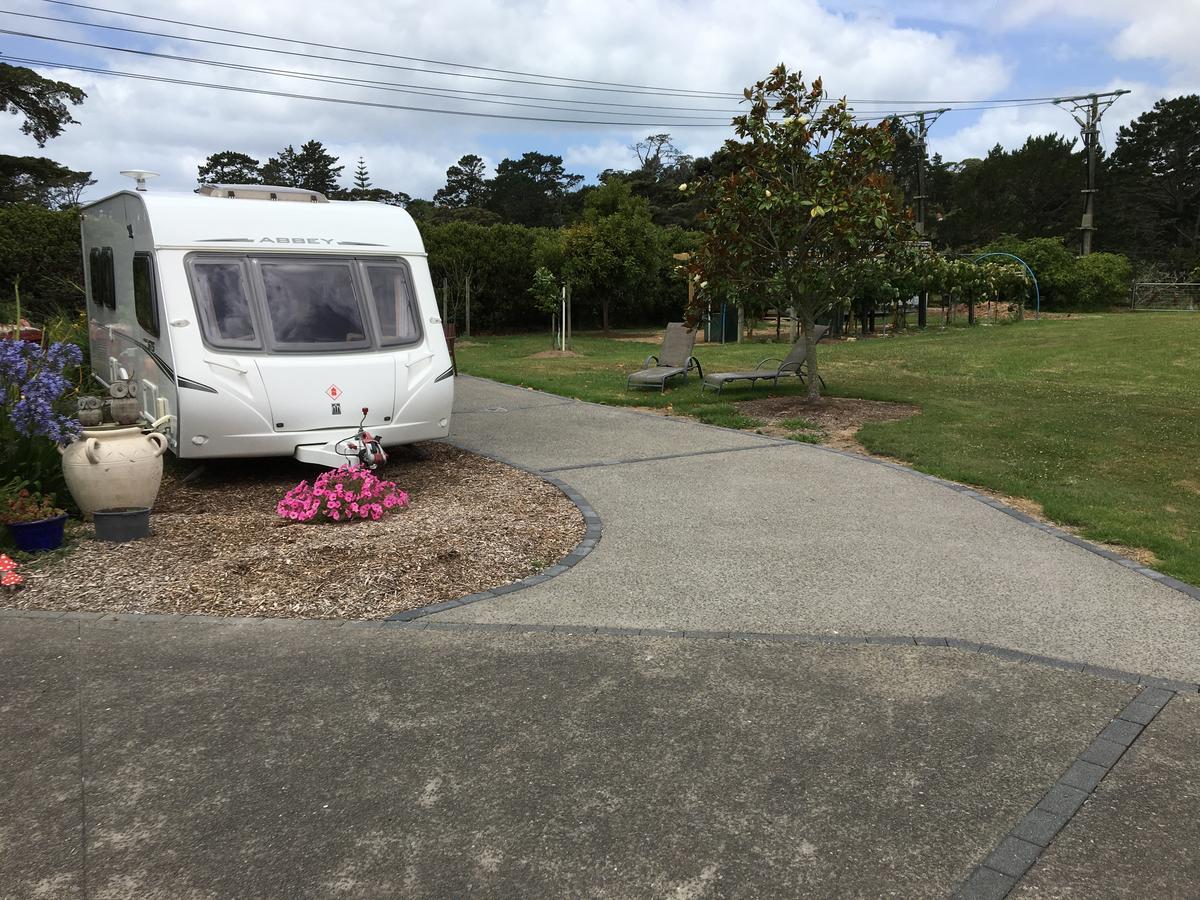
xmin=197 ymin=184 xmax=328 ymax=203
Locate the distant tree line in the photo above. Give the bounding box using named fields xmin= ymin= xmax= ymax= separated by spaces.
xmin=887 ymin=95 xmax=1200 ymax=277
xmin=1 ymin=52 xmax=1197 ymax=329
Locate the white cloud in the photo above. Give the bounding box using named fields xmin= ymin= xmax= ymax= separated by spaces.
xmin=18 ymin=0 xmax=1195 ymax=195
xmin=0 ymin=0 xmax=1022 ymax=200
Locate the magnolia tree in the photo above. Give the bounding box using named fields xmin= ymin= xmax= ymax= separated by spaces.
xmin=685 ymin=65 xmax=911 ymax=400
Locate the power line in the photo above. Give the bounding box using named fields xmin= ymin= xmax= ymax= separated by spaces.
xmin=3 ymin=7 xmax=737 ymax=99
xmin=3 ymin=56 xmax=738 ymax=126
xmin=0 ymin=25 xmax=1070 ymax=124
xmin=9 ymin=4 xmax=1111 ymax=112
xmin=0 ymin=29 xmax=744 ymax=119
xmin=36 ymin=0 xmax=743 ymax=97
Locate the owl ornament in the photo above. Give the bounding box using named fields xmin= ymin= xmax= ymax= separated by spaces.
xmin=108 ymin=379 xmax=141 ymax=426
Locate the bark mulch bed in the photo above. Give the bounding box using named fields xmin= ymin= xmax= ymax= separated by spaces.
xmin=12 ymin=442 xmax=584 ymax=620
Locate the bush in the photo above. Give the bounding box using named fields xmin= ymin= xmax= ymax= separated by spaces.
xmin=420 ymin=217 xmax=701 ymax=333
xmin=977 ymin=236 xmax=1133 ymax=311
xmin=1073 ymin=253 xmax=1133 ymax=309
xmin=0 ymin=205 xmax=84 ymax=323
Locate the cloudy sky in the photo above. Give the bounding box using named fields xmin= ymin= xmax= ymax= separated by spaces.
xmin=1 ymin=0 xmax=1197 ymax=201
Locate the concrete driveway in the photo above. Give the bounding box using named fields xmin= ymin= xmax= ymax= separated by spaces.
xmin=4 ymin=375 xmax=1200 ymax=899
xmin=441 ymin=376 xmax=1200 ymax=682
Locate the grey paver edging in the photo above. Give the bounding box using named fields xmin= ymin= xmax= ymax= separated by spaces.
xmin=455 ymin=374 xmax=1200 ymax=604
xmin=953 ymin=686 xmax=1173 ymax=899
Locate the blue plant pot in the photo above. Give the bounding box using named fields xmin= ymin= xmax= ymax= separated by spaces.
xmin=6 ymin=513 xmax=68 ymax=552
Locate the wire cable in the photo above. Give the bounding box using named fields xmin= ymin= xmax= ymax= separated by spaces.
xmin=2 ymin=56 xmax=738 ymax=126
xmin=0 ymin=27 xmax=746 ymax=116
xmin=3 ymin=7 xmax=737 ymax=99
xmin=24 ymin=1 xmax=1088 ymax=108
xmin=36 ymin=0 xmax=742 ymax=97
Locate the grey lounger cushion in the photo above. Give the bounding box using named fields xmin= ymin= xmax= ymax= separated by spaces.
xmin=700 ymin=326 xmax=828 ymax=394
xmin=626 ymin=322 xmax=702 ymax=391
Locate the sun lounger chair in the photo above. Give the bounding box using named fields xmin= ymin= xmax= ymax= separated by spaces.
xmin=700 ymin=326 xmax=828 ymax=394
xmin=626 ymin=322 xmax=703 ymax=392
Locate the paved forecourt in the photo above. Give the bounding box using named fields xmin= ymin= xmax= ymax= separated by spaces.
xmin=0 ymin=615 xmax=1158 ymax=900
xmin=440 ymin=377 xmax=1200 ymax=682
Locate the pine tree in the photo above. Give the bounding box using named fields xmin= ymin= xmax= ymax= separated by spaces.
xmin=197 ymin=150 xmax=262 ymax=186
xmin=353 ymin=157 xmax=371 ymax=190
xmin=261 ymin=140 xmax=344 ymax=194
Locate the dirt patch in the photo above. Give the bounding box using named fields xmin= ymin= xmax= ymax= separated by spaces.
xmin=13 ymin=443 xmax=584 ymax=620
xmin=611 ymin=332 xmax=664 ymax=343
xmin=528 ymin=349 xmax=581 ymax=358
xmin=737 ymin=395 xmax=920 ymax=452
xmin=1175 ymin=479 xmax=1200 ymax=496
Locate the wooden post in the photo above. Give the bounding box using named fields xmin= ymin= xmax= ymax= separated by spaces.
xmin=464 ymin=274 xmax=471 ymax=338
xmin=565 ymin=282 xmax=572 ymax=350
xmin=560 ymin=285 xmax=566 ymax=351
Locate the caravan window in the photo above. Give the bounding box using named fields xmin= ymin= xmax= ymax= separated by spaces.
xmin=88 ymin=247 xmax=115 ymax=310
xmin=132 ymin=254 xmax=159 ymax=337
xmin=257 ymin=261 xmax=371 ymax=351
xmin=364 ymin=264 xmax=421 ymax=346
xmin=190 ymin=260 xmax=261 ymax=349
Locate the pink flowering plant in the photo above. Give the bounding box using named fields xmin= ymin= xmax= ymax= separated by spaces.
xmin=276 ymin=465 xmax=409 ymax=523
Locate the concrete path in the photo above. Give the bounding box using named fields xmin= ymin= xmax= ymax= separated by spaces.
xmin=440 ymin=377 xmax=1200 ymax=682
xmin=5 ymin=615 xmax=1190 ymax=900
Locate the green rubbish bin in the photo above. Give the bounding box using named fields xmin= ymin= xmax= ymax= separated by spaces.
xmin=705 ymin=303 xmax=736 ymax=343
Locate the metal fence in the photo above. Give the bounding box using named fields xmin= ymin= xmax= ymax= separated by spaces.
xmin=1130 ymin=283 xmax=1200 ymax=311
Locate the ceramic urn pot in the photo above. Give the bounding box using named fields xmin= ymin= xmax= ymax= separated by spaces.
xmin=60 ymin=426 xmax=168 ymax=517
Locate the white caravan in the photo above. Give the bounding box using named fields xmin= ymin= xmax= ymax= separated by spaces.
xmin=80 ymin=179 xmax=455 ymax=467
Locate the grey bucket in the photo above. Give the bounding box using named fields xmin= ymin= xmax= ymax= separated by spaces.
xmin=93 ymin=507 xmax=151 ymax=542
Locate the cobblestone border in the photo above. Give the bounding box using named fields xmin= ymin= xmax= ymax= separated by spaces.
xmin=386 ymin=445 xmax=602 ymax=622
xmin=454 ymin=375 xmax=1200 ymax=603
xmin=954 ymin=686 xmax=1174 ymax=899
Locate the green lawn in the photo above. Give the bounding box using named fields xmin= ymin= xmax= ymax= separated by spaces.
xmin=455 ymin=315 xmax=1200 ymax=586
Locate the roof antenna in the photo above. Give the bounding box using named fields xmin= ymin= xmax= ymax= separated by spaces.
xmin=120 ymin=169 xmax=159 ymax=191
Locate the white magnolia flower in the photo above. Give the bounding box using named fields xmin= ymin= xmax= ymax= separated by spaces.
xmin=678 ymin=183 xmax=688 ymax=191
xmin=700 ymin=281 xmax=708 ymax=288
xmin=764 ymin=190 xmax=772 ymax=198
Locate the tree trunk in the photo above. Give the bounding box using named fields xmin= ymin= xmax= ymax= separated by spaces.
xmin=802 ymin=310 xmax=821 ymax=402
xmin=601 ymin=298 xmax=610 ymax=334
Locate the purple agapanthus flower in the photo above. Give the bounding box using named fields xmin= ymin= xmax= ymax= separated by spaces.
xmin=0 ymin=339 xmax=82 ymax=443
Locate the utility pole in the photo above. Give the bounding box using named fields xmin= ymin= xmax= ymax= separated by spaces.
xmin=896 ymin=108 xmax=948 ymax=327
xmin=1053 ymin=90 xmax=1129 ymax=255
